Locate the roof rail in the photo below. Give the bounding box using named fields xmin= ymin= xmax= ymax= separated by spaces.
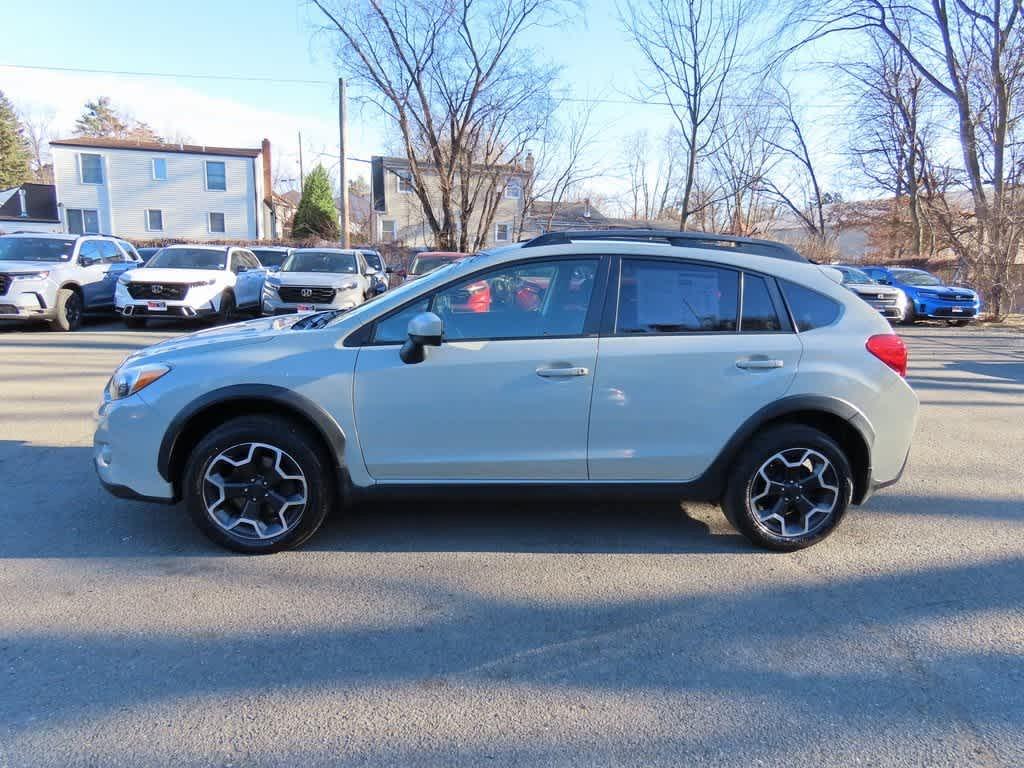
xmin=521 ymin=229 xmax=807 ymax=262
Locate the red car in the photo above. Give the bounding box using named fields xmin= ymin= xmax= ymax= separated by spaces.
xmin=405 ymin=251 xmax=490 ymax=312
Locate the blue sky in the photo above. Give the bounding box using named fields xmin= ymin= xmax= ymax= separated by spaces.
xmin=0 ymin=0 xmax=854 ymax=207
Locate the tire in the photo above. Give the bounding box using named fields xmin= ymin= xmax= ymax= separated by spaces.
xmin=183 ymin=415 xmax=335 ymax=554
xmin=50 ymin=288 xmax=83 ymax=332
xmin=217 ymin=291 xmax=236 ymax=324
xmin=124 ymin=316 xmax=147 ymax=329
xmin=900 ymin=307 xmax=916 ymax=325
xmin=721 ymin=425 xmax=853 ymax=551
xmin=948 ymin=319 xmax=970 ymax=327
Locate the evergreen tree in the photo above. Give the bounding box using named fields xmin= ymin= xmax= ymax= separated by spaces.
xmin=0 ymin=91 xmax=31 ymax=188
xmin=292 ymin=165 xmax=339 ymax=239
xmin=74 ymin=97 xmax=162 ymax=142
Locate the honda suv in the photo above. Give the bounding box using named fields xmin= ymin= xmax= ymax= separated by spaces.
xmin=0 ymin=232 xmax=139 ymax=330
xmin=94 ymin=230 xmax=918 ymax=553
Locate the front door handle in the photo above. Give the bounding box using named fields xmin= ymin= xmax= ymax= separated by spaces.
xmin=536 ymin=366 xmax=590 ymax=378
xmin=736 ymin=359 xmax=784 ymax=370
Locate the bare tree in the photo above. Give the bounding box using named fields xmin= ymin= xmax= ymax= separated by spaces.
xmin=756 ymin=81 xmax=831 ymax=247
xmin=620 ymin=129 xmax=680 ymax=222
xmin=621 ymin=0 xmax=750 ymax=229
xmin=784 ymin=0 xmax=1024 ymax=316
xmin=311 ymin=0 xmax=569 ymax=250
xmin=18 ymin=107 xmax=55 ymax=184
xmin=516 ymin=101 xmax=603 ymax=238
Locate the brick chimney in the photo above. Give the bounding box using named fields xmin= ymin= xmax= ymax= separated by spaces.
xmin=261 ymin=138 xmax=273 ymax=205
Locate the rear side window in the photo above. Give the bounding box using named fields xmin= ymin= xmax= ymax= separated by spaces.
xmin=780 ymin=280 xmax=841 ymax=331
xmin=741 ymin=274 xmax=783 ymax=332
xmin=617 ymin=259 xmax=738 ymax=333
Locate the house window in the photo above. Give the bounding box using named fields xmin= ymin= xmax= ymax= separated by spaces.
xmin=146 ymin=209 xmax=164 ymax=232
xmin=206 ymin=161 xmax=227 ymax=191
xmin=505 ymin=178 xmax=522 ymax=199
xmin=152 ymin=158 xmax=167 ymax=181
xmin=494 ymin=222 xmax=511 ymax=242
xmin=397 ymin=174 xmax=413 ymax=194
xmin=67 ymin=208 xmax=100 ymax=234
xmin=381 ymin=219 xmax=397 ymax=242
xmin=208 ymin=212 xmax=226 ymax=233
xmin=80 ymin=154 xmax=103 ymax=184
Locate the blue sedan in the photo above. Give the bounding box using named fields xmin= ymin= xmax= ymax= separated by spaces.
xmin=860 ymin=266 xmax=981 ymax=326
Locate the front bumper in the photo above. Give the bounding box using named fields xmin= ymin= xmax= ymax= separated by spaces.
xmin=0 ymin=280 xmax=57 ymax=319
xmin=913 ymin=297 xmax=980 ymax=319
xmin=261 ymin=289 xmax=360 ymax=315
xmin=94 ymin=393 xmax=176 ymax=502
xmin=120 ymin=302 xmax=217 ymax=319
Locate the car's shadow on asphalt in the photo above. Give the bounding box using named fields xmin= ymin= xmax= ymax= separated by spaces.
xmin=0 ymin=441 xmax=748 ymax=558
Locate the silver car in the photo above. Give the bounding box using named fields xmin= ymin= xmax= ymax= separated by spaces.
xmin=95 ymin=229 xmax=917 ymax=554
xmin=261 ymin=248 xmax=376 ymax=315
xmin=833 ymin=264 xmax=908 ymax=322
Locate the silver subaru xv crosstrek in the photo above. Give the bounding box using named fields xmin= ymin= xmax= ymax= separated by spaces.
xmin=94 ymin=230 xmax=918 ymax=554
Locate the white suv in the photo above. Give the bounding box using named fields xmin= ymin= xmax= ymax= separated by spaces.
xmin=94 ymin=230 xmax=918 ymax=553
xmin=261 ymin=248 xmax=375 ymax=315
xmin=0 ymin=232 xmax=141 ymax=330
xmin=116 ymin=245 xmax=265 ymax=327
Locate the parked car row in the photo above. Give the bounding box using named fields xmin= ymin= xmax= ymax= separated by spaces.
xmin=0 ymin=232 xmax=392 ymax=331
xmin=833 ymin=263 xmax=981 ymax=326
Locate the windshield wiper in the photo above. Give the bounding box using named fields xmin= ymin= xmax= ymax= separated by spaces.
xmin=292 ymin=309 xmax=345 ymax=330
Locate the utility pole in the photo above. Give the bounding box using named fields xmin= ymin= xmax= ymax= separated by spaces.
xmin=297 ymin=130 xmax=305 ymax=189
xmin=338 ymin=77 xmax=350 ymax=248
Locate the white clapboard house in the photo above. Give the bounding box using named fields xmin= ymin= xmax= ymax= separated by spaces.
xmin=49 ymin=137 xmax=279 ymax=241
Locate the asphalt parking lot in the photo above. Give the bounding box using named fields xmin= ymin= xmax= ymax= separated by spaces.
xmin=1 ymin=318 xmax=1022 ymax=767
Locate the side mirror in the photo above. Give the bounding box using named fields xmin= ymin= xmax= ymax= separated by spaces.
xmin=385 ymin=266 xmax=394 ymax=274
xmin=400 ymin=311 xmax=443 ymax=364
xmin=364 ymin=266 xmax=379 ymax=276
xmin=397 ymin=268 xmax=408 ymax=279
xmin=79 ymin=256 xmax=97 ymax=267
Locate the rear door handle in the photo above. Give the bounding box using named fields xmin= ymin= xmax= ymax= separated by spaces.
xmin=736 ymin=359 xmax=784 ymax=370
xmin=536 ymin=366 xmax=590 ymax=378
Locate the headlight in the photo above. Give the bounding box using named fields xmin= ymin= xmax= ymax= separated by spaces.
xmin=117 ymin=274 xmax=132 ymax=285
xmin=266 ymin=277 xmax=281 ymax=288
xmin=336 ymin=280 xmax=358 ymax=291
xmin=918 ymin=289 xmax=938 ymax=297
xmin=11 ymin=271 xmax=50 ymax=281
xmin=189 ymin=279 xmax=217 ymax=288
xmin=107 ymin=363 xmax=171 ymax=400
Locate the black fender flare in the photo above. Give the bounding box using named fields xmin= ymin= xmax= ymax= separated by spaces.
xmin=157 ymin=384 xmax=347 ymax=484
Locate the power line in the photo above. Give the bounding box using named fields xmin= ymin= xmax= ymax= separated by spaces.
xmin=0 ymin=62 xmax=858 ymax=109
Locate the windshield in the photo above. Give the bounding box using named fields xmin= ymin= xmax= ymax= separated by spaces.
xmin=281 ymin=251 xmax=357 ymax=274
xmin=361 ymin=251 xmax=384 ymax=271
xmin=146 ymin=248 xmax=227 ymax=270
xmin=251 ymin=249 xmax=289 ymax=268
xmin=892 ymin=268 xmax=942 ymax=286
xmin=410 ymin=254 xmax=460 ymax=276
xmin=837 ymin=266 xmax=875 ymax=285
xmin=0 ymin=237 xmax=76 ymax=262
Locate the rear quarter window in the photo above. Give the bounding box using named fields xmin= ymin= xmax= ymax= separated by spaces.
xmin=780 ymin=280 xmax=841 ymax=332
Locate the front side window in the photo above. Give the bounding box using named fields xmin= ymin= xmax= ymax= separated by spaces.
xmin=118 ymin=241 xmax=141 ymax=262
xmin=67 ymin=208 xmax=100 ymax=234
xmin=617 ymin=259 xmax=739 ymax=334
xmin=209 ymin=212 xmax=226 ymax=233
xmin=80 ymin=153 xmax=103 ymax=184
xmin=251 ymin=249 xmax=289 ymax=269
xmin=494 ymin=223 xmax=511 ymax=242
xmin=433 ymin=258 xmax=599 ymax=341
xmin=78 ymin=240 xmax=101 ymax=262
xmin=206 ymin=161 xmax=227 ymax=191
xmin=780 ymin=280 xmax=842 ymax=332
xmin=99 ymin=240 xmax=121 ymax=263
xmin=373 ymin=298 xmax=430 ymax=343
xmin=152 ymin=158 xmax=167 ymax=181
xmin=146 ymin=209 xmax=164 ymax=231
xmin=741 ymin=274 xmax=783 ymax=332
xmin=361 ymin=251 xmax=384 ymax=271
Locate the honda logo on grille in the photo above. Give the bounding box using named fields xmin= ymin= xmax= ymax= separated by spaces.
xmin=301 ymin=288 xmax=313 ymax=298
xmin=878 ymin=294 xmax=885 ymax=300
xmin=151 ymin=285 xmax=163 ymax=294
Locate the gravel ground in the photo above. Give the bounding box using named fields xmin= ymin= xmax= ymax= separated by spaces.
xmin=0 ymin=317 xmax=1021 ymax=767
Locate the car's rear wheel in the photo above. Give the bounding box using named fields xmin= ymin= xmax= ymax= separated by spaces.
xmin=50 ymin=288 xmax=83 ymax=332
xmin=217 ymin=291 xmax=236 ymax=323
xmin=183 ymin=415 xmax=334 ymax=554
xmin=721 ymin=425 xmax=853 ymax=551
xmin=948 ymin=319 xmax=970 ymax=327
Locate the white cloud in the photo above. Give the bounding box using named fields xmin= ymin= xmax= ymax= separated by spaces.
xmin=1 ymin=66 xmax=378 ymax=190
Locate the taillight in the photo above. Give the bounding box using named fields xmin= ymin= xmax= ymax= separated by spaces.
xmin=866 ymin=334 xmax=908 ymax=377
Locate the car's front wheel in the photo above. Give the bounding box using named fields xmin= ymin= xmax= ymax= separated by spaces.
xmin=183 ymin=415 xmax=335 ymax=553
xmin=947 ymin=319 xmax=971 ymax=327
xmin=721 ymin=425 xmax=853 ymax=551
xmin=50 ymin=287 xmax=83 ymax=332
